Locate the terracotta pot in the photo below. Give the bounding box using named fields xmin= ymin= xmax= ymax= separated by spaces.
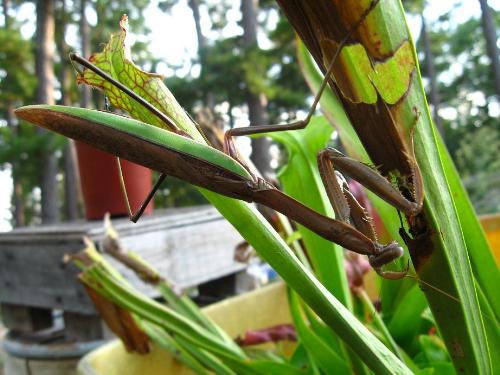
xmin=75 ymin=141 xmax=153 ymax=220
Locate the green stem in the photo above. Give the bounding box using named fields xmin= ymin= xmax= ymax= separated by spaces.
xmin=357 ymin=289 xmax=405 ymax=362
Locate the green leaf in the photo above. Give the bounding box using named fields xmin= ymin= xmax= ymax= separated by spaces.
xmin=289 ymin=291 xmax=351 ymax=375
xmin=415 ymin=362 xmax=456 ymax=375
xmin=292 ymin=2 xmax=496 ymax=372
xmin=77 ymin=16 xmax=205 ymax=142
xmin=174 ymin=336 xmax=238 ymax=375
xmin=141 ymin=323 xmax=212 ymax=375
xmin=289 ymin=343 xmax=318 ymax=375
xmin=436 ymin=137 xmax=500 ymax=320
xmin=417 ymin=335 xmax=450 ymax=364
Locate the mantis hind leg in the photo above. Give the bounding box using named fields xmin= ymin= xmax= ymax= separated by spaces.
xmin=317 ymin=148 xmax=408 ymax=279
xmin=223 ymin=3 xmax=378 ymax=174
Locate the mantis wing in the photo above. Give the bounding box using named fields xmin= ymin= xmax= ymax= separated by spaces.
xmin=15 ymin=105 xmax=254 ymax=201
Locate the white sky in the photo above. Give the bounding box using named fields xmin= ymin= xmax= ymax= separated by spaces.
xmin=0 ymin=0 xmax=494 ymax=231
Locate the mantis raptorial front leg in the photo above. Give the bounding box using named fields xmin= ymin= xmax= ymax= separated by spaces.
xmin=317 ymin=148 xmax=413 ymax=279
xmin=318 ymin=148 xmax=423 ymax=218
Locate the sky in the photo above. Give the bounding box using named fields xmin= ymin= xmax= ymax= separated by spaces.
xmin=0 ymin=0 xmax=494 ymax=231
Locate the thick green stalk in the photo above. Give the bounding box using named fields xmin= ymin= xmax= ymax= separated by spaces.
xmin=276 ymin=1 xmax=496 ymax=373
xmin=202 ymin=197 xmax=411 ymax=374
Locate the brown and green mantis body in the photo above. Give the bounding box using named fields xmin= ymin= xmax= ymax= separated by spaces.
xmin=15 ymin=5 xmax=423 ymax=280
xmin=17 ymin=100 xmax=413 ymax=279
xmin=15 ymin=4 xmax=497 ymax=374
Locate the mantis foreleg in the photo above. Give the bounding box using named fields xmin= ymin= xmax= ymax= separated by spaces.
xmin=318 ymin=148 xmax=423 ymax=217
xmin=317 ymin=147 xmax=411 ymax=279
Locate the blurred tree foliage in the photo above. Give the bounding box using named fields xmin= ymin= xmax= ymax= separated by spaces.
xmin=407 ymin=0 xmax=500 ymax=214
xmin=0 ymin=27 xmax=34 ymax=103
xmin=162 ymin=0 xmax=309 ymax=123
xmin=0 ymin=11 xmax=39 ymax=226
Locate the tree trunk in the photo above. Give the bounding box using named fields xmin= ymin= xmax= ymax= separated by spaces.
xmin=420 ymin=15 xmax=444 ymax=136
xmin=187 ymin=0 xmax=216 ymax=110
xmin=2 ymin=0 xmax=11 ymax=29
xmin=3 ymin=0 xmax=25 ymax=227
xmin=80 ymin=0 xmax=92 ymax=108
xmin=189 ymin=0 xmax=207 ymax=52
xmin=5 ymin=103 xmax=25 ymax=227
xmin=478 ymin=0 xmax=500 ymax=97
xmin=57 ymin=0 xmax=80 ymax=221
xmin=240 ymin=0 xmax=273 ymax=178
xmin=35 ymin=0 xmax=58 ymax=224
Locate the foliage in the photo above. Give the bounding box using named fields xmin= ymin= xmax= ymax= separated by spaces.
xmin=277 ymin=0 xmax=498 ymax=372
xmin=0 ymin=121 xmax=50 ymax=223
xmin=265 ymin=12 xmax=309 ymax=121
xmin=454 ymin=125 xmax=500 ymax=212
xmin=0 ymin=26 xmax=34 ymax=102
xmin=0 ymin=20 xmax=41 ymax=225
xmin=9 ymin=0 xmax=500 ymax=372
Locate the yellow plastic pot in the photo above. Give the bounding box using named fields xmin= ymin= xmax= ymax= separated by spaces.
xmin=78 ymin=282 xmax=291 ymax=375
xmin=480 ymin=213 xmax=500 ymax=266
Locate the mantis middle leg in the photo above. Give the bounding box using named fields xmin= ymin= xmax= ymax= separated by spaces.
xmin=116 ymin=159 xmax=167 ymax=223
xmin=70 ymin=53 xmax=180 ymax=222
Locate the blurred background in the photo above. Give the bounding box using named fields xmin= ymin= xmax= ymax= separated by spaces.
xmin=0 ymin=0 xmax=498 ymax=230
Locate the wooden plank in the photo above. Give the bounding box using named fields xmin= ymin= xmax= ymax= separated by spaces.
xmin=0 ymin=206 xmax=246 ymax=312
xmin=108 ymin=213 xmax=246 ymax=290
xmin=0 ymin=242 xmax=95 ymax=314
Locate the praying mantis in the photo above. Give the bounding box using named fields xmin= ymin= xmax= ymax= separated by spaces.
xmin=15 ymin=4 xmax=423 ymax=281
xmin=16 ymin=4 xmax=497 ymax=374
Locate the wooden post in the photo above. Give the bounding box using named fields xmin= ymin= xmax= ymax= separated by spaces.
xmin=1 ymin=304 xmax=52 ymax=332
